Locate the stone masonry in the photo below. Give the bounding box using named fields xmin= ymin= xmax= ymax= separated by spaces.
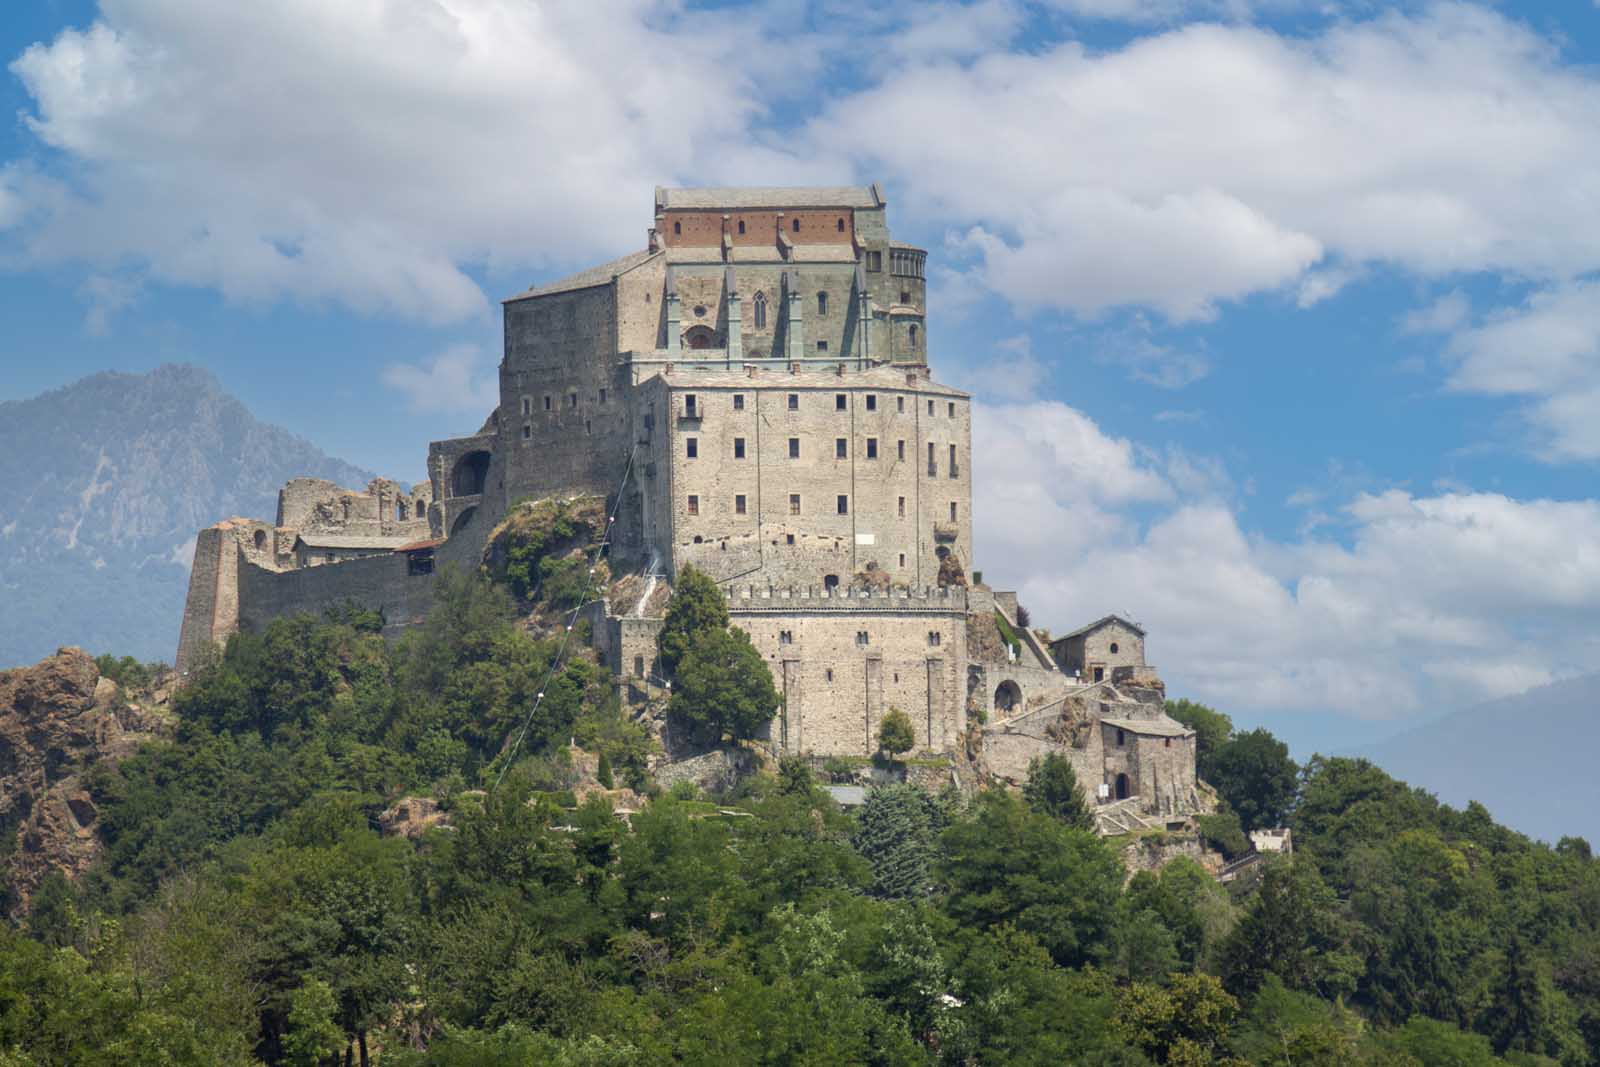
xmin=175 ymin=184 xmax=1207 ymax=826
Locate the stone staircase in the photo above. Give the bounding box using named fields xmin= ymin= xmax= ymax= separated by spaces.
xmin=1094 ymin=797 xmax=1164 ymax=836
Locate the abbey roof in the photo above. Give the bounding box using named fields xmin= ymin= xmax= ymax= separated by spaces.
xmin=504 ymin=248 xmax=658 ymax=303
xmin=655 ymin=185 xmax=883 ymax=211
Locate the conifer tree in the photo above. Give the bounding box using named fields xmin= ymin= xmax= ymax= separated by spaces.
xmin=1024 ymin=752 xmax=1095 ymax=831
xmin=657 ymin=564 xmax=728 ymax=678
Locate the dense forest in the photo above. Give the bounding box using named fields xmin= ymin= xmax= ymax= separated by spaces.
xmin=3 ymin=565 xmax=1599 ymax=1066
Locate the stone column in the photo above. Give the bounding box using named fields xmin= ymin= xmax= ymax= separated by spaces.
xmin=725 ymin=266 xmax=742 ymax=362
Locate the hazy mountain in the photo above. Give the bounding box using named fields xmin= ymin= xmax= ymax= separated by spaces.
xmin=1353 ymin=673 xmax=1600 ymax=844
xmin=0 ymin=364 xmax=372 ymax=668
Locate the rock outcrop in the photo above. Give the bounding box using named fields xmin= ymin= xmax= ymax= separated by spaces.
xmin=0 ymin=648 xmax=162 ymax=915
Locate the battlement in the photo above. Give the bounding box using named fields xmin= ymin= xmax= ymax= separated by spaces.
xmin=722 ymin=583 xmax=968 ymax=612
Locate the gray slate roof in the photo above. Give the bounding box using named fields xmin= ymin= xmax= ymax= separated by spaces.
xmin=656 ymin=185 xmax=883 ymax=210
xmin=1102 ymin=716 xmax=1192 ymax=738
xmin=1051 ymin=614 xmax=1147 ymax=644
xmin=505 ymin=248 xmax=658 ymax=302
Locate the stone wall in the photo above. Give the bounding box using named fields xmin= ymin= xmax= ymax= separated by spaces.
xmin=237 ymin=553 xmax=436 ymax=642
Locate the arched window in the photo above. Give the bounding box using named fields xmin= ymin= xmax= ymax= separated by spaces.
xmin=792 ymin=218 xmax=800 ymax=233
xmin=673 ymin=220 xmax=681 ymax=235
xmin=837 ymin=217 xmax=845 ymax=232
xmin=396 ymin=500 xmax=408 ymax=521
xmin=753 ymin=291 xmax=767 ymax=329
xmin=737 ymin=219 xmax=745 ymax=235
xmin=909 ymin=323 xmax=919 ymax=349
xmin=817 ymin=291 xmax=828 ymax=317
xmin=253 ymin=529 xmax=267 ymax=551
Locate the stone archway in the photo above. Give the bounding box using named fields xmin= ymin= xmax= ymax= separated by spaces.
xmin=1115 ymin=773 xmax=1131 ymax=801
xmin=450 ymin=451 xmax=491 ymax=497
xmin=684 ymin=325 xmax=716 ymax=350
xmin=994 ymin=679 xmax=1021 ymax=716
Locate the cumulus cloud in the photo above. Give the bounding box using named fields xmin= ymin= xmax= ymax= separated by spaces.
xmin=381 ymin=343 xmax=498 ymax=415
xmin=974 ymin=401 xmax=1600 ymax=720
xmin=1400 ymin=289 xmax=1471 ymax=335
xmin=3 ymin=1 xmax=824 ymax=322
xmin=810 ymin=5 xmax=1600 ymax=319
xmin=1445 ymin=281 xmax=1600 ymax=459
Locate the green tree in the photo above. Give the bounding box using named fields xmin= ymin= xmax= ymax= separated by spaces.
xmin=656 ymin=565 xmax=728 ymax=679
xmin=1114 ymin=971 xmax=1242 ymax=1066
xmin=668 ymin=626 xmax=778 ymax=743
xmin=1022 ymin=752 xmax=1095 ymax=830
xmin=1220 ymin=860 xmax=1358 ymax=1000
xmin=877 ymin=708 xmax=916 ymax=759
xmin=938 ymin=790 xmax=1122 ymax=968
xmin=852 ymin=783 xmax=952 ymax=899
xmin=1207 ymin=727 xmax=1298 ymax=832
xmin=283 ymin=979 xmax=345 ymax=1067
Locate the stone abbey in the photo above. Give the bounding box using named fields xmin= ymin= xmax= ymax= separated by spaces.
xmin=178 ymin=185 xmax=1205 ymax=827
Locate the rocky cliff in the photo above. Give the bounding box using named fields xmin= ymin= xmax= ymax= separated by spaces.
xmin=0 ymin=648 xmax=167 ymax=915
xmin=0 ymin=364 xmax=373 ymax=669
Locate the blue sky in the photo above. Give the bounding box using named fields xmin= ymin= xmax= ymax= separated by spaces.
xmin=4 ymin=0 xmax=1600 ymax=755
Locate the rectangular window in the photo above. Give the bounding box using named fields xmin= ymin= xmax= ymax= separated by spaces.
xmin=897 ymin=396 xmax=905 ymax=413
xmin=786 ymin=533 xmax=795 ymax=545
xmin=950 ymin=443 xmax=958 ymax=476
xmin=687 ymin=495 xmax=699 ymax=515
xmin=684 ymin=393 xmax=697 ymax=417
xmin=866 ymin=438 xmax=878 ymax=459
xmin=568 ymin=393 xmax=577 ymax=409
xmin=599 ymin=388 xmax=607 ymax=404
xmin=866 ymin=250 xmax=882 ymax=271
xmin=928 ymin=399 xmax=934 ymax=415
xmin=521 ymin=397 xmax=531 ymax=416
xmin=898 ymin=496 xmax=906 ymax=517
xmin=686 ymin=437 xmax=698 ymax=459
xmin=928 ymin=442 xmax=936 ymax=476
xmin=866 ymin=394 xmax=877 ymax=411
xmin=788 ymin=437 xmax=800 ymax=459
xmin=837 ymin=494 xmax=849 ymax=515
xmin=899 ymin=552 xmax=906 ymax=568
xmin=788 ymin=393 xmax=799 ymax=410
xmin=835 ymin=437 xmax=847 ymax=458
xmin=789 ymin=494 xmax=801 ymax=515
xmin=733 ymin=393 xmax=745 ymax=410
xmin=950 ymin=502 xmax=958 ymax=521
xmin=816 ymin=340 xmax=829 ymax=353
xmin=929 ymin=631 xmax=942 ymax=647
xmin=544 ymin=395 xmax=552 ymax=411
xmin=736 ymin=494 xmax=747 ymax=515
xmin=897 ymin=439 xmax=905 ymax=461
xmin=836 ymin=393 xmax=847 ymax=410
xmin=522 ymin=424 xmax=531 ymax=440
xmin=734 ymin=437 xmax=746 ymax=459
xmin=856 ymin=631 xmax=869 ymax=647
xmin=634 ymin=654 xmax=645 ymax=677
xmin=949 ymin=401 xmax=956 ymax=417
xmin=780 ymin=630 xmax=793 ymax=645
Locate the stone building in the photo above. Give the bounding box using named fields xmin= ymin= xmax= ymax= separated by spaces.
xmin=175 ymin=184 xmax=1206 ymax=826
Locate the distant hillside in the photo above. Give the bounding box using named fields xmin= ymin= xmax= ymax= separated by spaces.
xmin=0 ymin=364 xmax=373 ymax=668
xmin=1353 ymin=673 xmax=1600 ymax=844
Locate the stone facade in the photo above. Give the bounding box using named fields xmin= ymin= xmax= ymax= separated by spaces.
xmin=174 ymin=184 xmax=1206 ymax=827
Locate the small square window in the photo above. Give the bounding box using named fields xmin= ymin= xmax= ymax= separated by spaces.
xmin=866 ymin=394 xmax=877 ymax=411
xmin=929 ymin=631 xmax=941 ymax=647
xmin=856 ymin=631 xmax=869 ymax=647
xmin=835 ymin=438 xmax=847 ymax=459
xmin=736 ymin=494 xmax=747 ymax=515
xmin=734 ymin=437 xmax=746 ymax=459
xmin=687 ymin=495 xmax=699 ymax=515
xmin=837 ymin=494 xmax=849 ymax=515
xmin=789 ymin=437 xmax=800 ymax=459
xmin=900 ymin=290 xmax=910 ymax=304
xmin=836 ymin=393 xmax=847 ymax=411
xmin=816 ymin=340 xmax=828 ymax=352
xmin=733 ymin=393 xmax=745 ymax=410
xmin=780 ymin=630 xmax=793 ymax=645
xmin=686 ymin=437 xmax=698 ymax=459
xmin=788 ymin=393 xmax=799 ymax=410
xmin=789 ymin=494 xmax=801 ymax=515
xmin=866 ymin=438 xmax=878 ymax=459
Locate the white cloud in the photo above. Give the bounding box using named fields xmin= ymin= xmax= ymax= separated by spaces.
xmin=975 ymin=401 xmax=1600 ymax=720
xmin=809 ymin=5 xmax=1600 ymax=320
xmin=77 ymin=272 xmax=140 ymax=336
xmin=1092 ymin=318 xmax=1212 ymax=388
xmin=1445 ymin=281 xmax=1600 ymax=459
xmin=1400 ymin=289 xmax=1471 ymax=335
xmin=381 ymin=343 xmax=498 ymax=415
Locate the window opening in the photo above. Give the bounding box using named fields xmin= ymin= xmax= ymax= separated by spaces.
xmin=837 ymin=494 xmax=849 ymax=515
xmin=734 ymin=437 xmax=746 ymax=459
xmin=673 ymin=220 xmax=681 ymax=235
xmin=754 ymin=291 xmax=768 ymax=328
xmin=836 ymin=393 xmax=847 ymax=410
xmin=735 ymin=494 xmax=747 ymax=515
xmin=686 ymin=437 xmax=698 ymax=458
xmin=786 ymin=533 xmax=796 ymax=545
xmin=816 ymin=340 xmax=828 ymax=352
xmin=788 ymin=392 xmax=798 ymax=410
xmin=686 ymin=495 xmax=699 ymax=515
xmin=856 ymin=631 xmax=869 ymax=647
xmin=897 ymin=496 xmax=905 ymax=517
xmin=780 ymin=630 xmax=793 ymax=645
xmin=929 ymin=631 xmax=941 ymax=647
xmin=910 ymin=324 xmax=919 ymax=348
xmin=738 ymin=219 xmax=746 ymax=234
xmin=897 ymin=396 xmax=905 ymax=413
xmin=866 ymin=438 xmax=878 ymax=459
xmin=866 ymin=394 xmax=877 ymax=411
xmin=788 ymin=437 xmax=800 ymax=459
xmin=792 ymin=218 xmax=800 ymax=233
xmin=789 ymin=494 xmax=801 ymax=515
xmin=733 ymin=393 xmax=745 ymax=410
xmin=835 ymin=438 xmax=847 ymax=458
xmin=817 ymin=292 xmax=828 ymax=317
xmin=898 ymin=440 xmax=905 ymax=461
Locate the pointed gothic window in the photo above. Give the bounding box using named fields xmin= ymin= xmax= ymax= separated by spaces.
xmin=753 ymin=291 xmax=767 ymax=329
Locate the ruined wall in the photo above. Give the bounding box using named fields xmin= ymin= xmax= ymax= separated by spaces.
xmin=237 ymin=554 xmax=435 ymax=643
xmin=276 ymin=478 xmax=431 ymax=538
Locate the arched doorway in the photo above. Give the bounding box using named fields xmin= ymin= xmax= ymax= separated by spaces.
xmin=1114 ymin=773 xmax=1131 ymax=801
xmin=684 ymin=325 xmax=716 ymax=349
xmin=994 ymin=680 xmax=1021 ymax=716
xmin=451 ymin=451 xmax=491 ymax=497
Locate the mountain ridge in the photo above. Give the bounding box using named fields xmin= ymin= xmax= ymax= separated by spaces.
xmin=0 ymin=364 xmax=373 ymax=668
